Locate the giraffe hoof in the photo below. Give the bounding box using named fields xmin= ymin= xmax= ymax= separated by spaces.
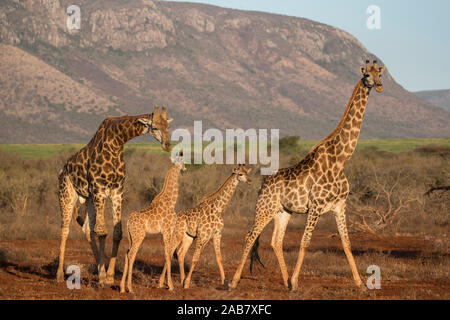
xmin=288 ymin=280 xmax=299 ymax=292
xmin=105 ymin=277 xmax=115 ymax=286
xmin=56 ymin=272 xmax=64 ymax=282
xmin=357 ymin=283 xmax=367 ymax=291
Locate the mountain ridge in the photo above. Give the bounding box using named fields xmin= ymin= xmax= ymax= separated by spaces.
xmin=415 ymin=89 xmax=450 ymax=112
xmin=0 ymin=0 xmax=448 ymax=143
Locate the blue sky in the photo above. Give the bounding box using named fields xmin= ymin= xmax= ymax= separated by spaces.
xmin=172 ymin=0 xmax=450 ymax=92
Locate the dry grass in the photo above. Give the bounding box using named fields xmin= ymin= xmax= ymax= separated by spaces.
xmin=0 ymin=143 xmax=448 ymax=299
xmin=0 ymin=143 xmax=448 ymax=240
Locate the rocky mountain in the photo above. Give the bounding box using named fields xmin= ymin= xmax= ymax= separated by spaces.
xmin=0 ymin=0 xmax=449 ymax=143
xmin=415 ymin=89 xmax=450 ymax=112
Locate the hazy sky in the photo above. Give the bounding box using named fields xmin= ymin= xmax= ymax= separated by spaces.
xmin=171 ymin=0 xmax=450 ymax=92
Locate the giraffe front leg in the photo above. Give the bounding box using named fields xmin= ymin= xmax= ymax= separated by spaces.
xmin=92 ymin=192 xmax=107 ymax=285
xmin=333 ymin=201 xmax=363 ymax=287
xmin=56 ymin=176 xmax=77 ymax=282
xmin=161 ymin=232 xmax=174 ymax=291
xmin=271 ymin=210 xmax=291 ymax=288
xmin=290 ymin=209 xmax=321 ymax=292
xmin=107 ymin=190 xmax=123 ymax=285
xmin=213 ymin=233 xmax=226 ymax=287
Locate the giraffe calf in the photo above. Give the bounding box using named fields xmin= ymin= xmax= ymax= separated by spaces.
xmin=120 ymin=155 xmax=185 ymax=293
xmin=160 ymin=165 xmax=252 ymax=289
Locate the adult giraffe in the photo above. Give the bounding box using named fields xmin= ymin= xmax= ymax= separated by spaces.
xmin=230 ymin=61 xmax=386 ymax=291
xmin=56 ymin=106 xmax=173 ymax=285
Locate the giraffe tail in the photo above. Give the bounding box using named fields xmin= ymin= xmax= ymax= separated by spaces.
xmin=250 ymin=235 xmax=265 ymax=274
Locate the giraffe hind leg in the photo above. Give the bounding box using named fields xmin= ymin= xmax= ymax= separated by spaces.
xmin=249 ymin=235 xmax=264 ymax=274
xmin=290 ymin=206 xmax=322 ymax=292
xmin=83 ymin=197 xmax=100 ymax=266
xmin=183 ymin=238 xmax=207 ymax=289
xmin=270 ymin=210 xmax=291 ymax=288
xmin=91 ymin=193 xmax=107 ymax=285
xmin=56 ymin=175 xmax=78 ymax=282
xmin=229 ymin=210 xmax=275 ymax=290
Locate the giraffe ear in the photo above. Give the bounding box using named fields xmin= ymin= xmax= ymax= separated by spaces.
xmin=360 ymin=67 xmax=366 ymax=75
xmin=378 ymin=66 xmax=386 ymax=75
xmin=167 ymin=118 xmax=173 ymax=124
xmin=246 ymin=168 xmax=252 ymax=174
xmin=136 ymin=118 xmax=150 ymax=127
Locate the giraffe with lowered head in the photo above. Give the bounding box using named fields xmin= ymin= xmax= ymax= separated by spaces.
xmin=56 ymin=106 xmax=173 ymax=285
xmin=230 ymin=60 xmax=386 ymax=291
xmin=120 ymin=154 xmax=186 ymax=293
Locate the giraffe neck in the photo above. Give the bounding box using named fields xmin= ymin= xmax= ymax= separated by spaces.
xmin=153 ymin=165 xmax=181 ymax=209
xmin=312 ymin=80 xmax=370 ymax=166
xmin=109 ymin=115 xmax=151 ymax=146
xmin=88 ymin=114 xmax=152 ymax=156
xmin=200 ymin=174 xmax=239 ymax=214
xmin=334 ymin=80 xmax=369 ymax=160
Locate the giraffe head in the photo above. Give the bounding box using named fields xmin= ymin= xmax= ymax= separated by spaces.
xmin=233 ymin=164 xmax=252 ymax=184
xmin=137 ymin=106 xmax=173 ymax=152
xmin=171 ymin=152 xmax=187 ymax=172
xmin=360 ymin=60 xmax=386 ymax=93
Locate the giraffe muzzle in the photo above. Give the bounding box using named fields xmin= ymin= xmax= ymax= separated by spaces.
xmin=162 ymin=142 xmax=172 ymax=152
xmin=375 ymin=84 xmax=383 ymax=93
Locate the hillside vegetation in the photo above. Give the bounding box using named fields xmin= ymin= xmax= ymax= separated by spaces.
xmin=0 ymin=0 xmax=449 ymax=143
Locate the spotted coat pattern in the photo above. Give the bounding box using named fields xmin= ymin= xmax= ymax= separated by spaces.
xmin=161 ymin=165 xmax=252 ymax=289
xmin=56 ymin=107 xmax=173 ymax=285
xmin=120 ymin=159 xmax=185 ymax=293
xmin=230 ymin=61 xmax=386 ymax=291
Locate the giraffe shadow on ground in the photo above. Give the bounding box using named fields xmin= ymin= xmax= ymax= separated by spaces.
xmin=114 ymin=258 xmax=191 ymax=290
xmin=0 ymin=250 xmax=58 ymax=280
xmin=132 ymin=258 xmax=186 ymax=275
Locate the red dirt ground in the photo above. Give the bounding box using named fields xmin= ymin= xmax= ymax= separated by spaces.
xmin=0 ymin=232 xmax=448 ymax=300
